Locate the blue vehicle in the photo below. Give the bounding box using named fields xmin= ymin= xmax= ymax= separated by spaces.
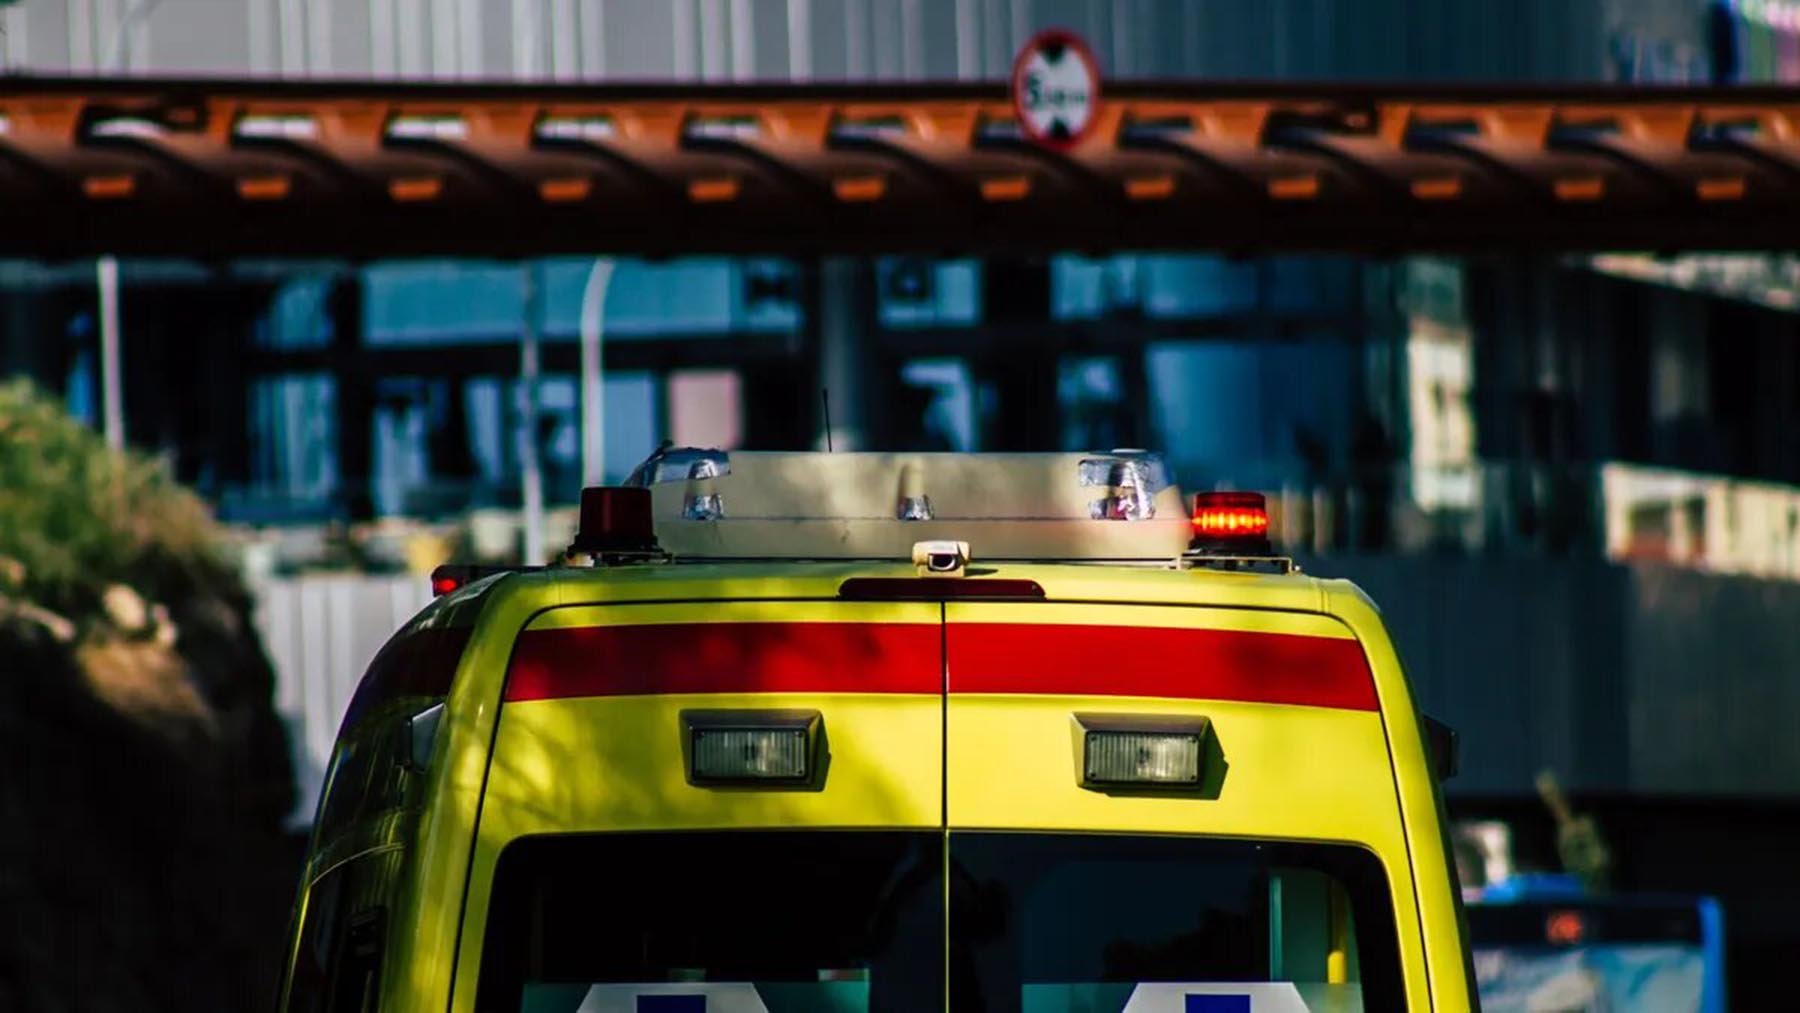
xmin=1466 ymin=875 xmax=1726 ymax=1013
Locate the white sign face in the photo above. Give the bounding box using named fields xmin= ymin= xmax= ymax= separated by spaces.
xmin=1011 ymin=29 xmax=1101 ymax=149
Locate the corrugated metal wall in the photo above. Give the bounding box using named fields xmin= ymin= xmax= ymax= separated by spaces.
xmin=1322 ymin=556 xmax=1800 ymax=798
xmin=251 ymin=573 xmax=431 ymax=825
xmin=0 ymin=0 xmax=1630 ymax=82
xmin=1625 ymin=565 xmax=1800 ymax=795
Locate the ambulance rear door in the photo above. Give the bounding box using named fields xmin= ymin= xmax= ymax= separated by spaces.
xmin=462 ymin=598 xmax=946 ymax=1012
xmin=943 ymin=600 xmax=1431 ymax=1012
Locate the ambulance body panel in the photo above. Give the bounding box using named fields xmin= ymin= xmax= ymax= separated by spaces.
xmin=281 ymin=453 xmax=1476 ymax=1013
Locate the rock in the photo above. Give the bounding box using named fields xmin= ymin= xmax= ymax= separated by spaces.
xmin=0 ymin=382 xmax=298 ymax=1012
xmin=0 ymin=593 xmax=74 ymax=643
xmin=1 ymin=599 xmax=299 ymax=1011
xmin=101 ymin=582 xmax=151 ymax=634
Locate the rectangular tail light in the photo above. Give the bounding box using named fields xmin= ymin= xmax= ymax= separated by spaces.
xmin=1076 ymin=714 xmax=1210 ymax=789
xmin=683 ymin=710 xmax=821 ymax=786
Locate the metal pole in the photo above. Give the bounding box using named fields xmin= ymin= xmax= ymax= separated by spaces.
xmin=816 ymin=257 xmax=868 ymax=450
xmin=107 ymin=0 xmax=165 ymax=73
xmin=97 ymin=255 xmax=124 ymax=450
xmin=518 ymin=262 xmax=545 ymax=564
xmin=96 ymin=3 xmax=159 ymax=455
xmin=577 ymin=258 xmax=615 ymax=486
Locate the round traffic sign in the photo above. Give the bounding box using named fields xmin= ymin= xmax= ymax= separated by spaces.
xmin=1011 ymin=28 xmax=1102 ymax=149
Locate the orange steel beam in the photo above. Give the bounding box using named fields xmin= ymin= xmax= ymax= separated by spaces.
xmin=4 ymin=76 xmax=1800 ymax=256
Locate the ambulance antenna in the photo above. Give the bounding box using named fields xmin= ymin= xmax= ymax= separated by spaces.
xmin=822 ymin=388 xmax=834 ymax=452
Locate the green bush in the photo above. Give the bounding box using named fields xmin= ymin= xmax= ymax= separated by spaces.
xmin=0 ymin=379 xmax=231 ymax=619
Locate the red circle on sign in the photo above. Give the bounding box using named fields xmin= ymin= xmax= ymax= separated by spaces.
xmin=1010 ymin=27 xmax=1103 ymax=151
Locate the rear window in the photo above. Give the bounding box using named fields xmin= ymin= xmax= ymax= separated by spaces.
xmin=476 ymin=832 xmax=1403 ymax=1012
xmin=475 ymin=831 xmax=944 ymax=1012
xmin=953 ymin=833 xmax=1405 ymax=1012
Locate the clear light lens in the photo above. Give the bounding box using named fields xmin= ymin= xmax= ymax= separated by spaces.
xmin=1084 ymin=730 xmax=1202 ymax=785
xmin=897 ymin=494 xmax=934 ymax=521
xmin=682 ymin=492 xmax=724 ymax=520
xmin=685 ymin=116 xmax=761 ymax=141
xmin=234 ymin=114 xmax=320 ymax=140
xmin=535 ymin=115 xmax=617 ymax=142
xmin=692 ymin=727 xmax=809 ymax=781
xmin=625 ymin=447 xmax=731 ymax=486
xmin=830 ymin=116 xmax=908 ymax=142
xmin=1089 ymin=488 xmax=1154 ymax=520
xmin=1077 ymin=452 xmax=1172 ymax=493
xmin=1080 ymin=453 xmax=1171 ymax=521
xmin=386 ymin=115 xmax=469 ymax=141
xmin=90 ymin=117 xmax=165 ymax=139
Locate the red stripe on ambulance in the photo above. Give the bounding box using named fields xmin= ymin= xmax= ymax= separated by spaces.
xmin=504 ymin=621 xmax=942 ymax=700
xmin=947 ymin=623 xmax=1378 ymax=711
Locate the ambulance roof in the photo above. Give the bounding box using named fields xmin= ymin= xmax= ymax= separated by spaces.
xmin=533 ymin=560 xmax=1340 ymax=615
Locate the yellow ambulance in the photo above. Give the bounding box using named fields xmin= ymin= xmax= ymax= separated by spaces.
xmin=280 ymin=449 xmax=1475 ymax=1013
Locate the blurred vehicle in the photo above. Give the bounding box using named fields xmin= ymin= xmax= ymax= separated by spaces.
xmin=1468 ymin=880 xmax=1725 ymax=1013
xmin=278 ymin=449 xmax=1473 ymax=1012
xmin=1454 ymin=783 xmax=1726 ymax=1012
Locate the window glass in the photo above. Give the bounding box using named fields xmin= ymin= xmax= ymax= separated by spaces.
xmin=476 ymin=832 xmax=943 ymax=1013
xmin=949 ymin=834 xmax=1404 ymax=1012
xmin=284 ymin=855 xmax=394 ymax=1013
xmin=283 ymin=864 xmax=343 ymax=1013
xmin=473 ymin=833 xmax=1402 ymax=1013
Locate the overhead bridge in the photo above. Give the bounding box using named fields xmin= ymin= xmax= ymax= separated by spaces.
xmin=5 ymin=76 xmax=1800 ymax=256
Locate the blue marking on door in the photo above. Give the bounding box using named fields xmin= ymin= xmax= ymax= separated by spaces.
xmin=1184 ymin=996 xmax=1251 ymax=1013
xmin=638 ymin=996 xmax=706 ymax=1012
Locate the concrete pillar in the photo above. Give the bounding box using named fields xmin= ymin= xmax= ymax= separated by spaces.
xmin=329 ymin=270 xmax=374 ymax=520
xmin=98 ymin=257 xmax=124 ymax=450
xmin=814 ymin=257 xmax=872 ymax=450
xmin=517 ymin=262 xmax=544 ymax=564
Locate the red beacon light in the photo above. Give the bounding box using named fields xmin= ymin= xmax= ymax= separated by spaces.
xmin=567 ymin=485 xmax=663 ymax=561
xmin=428 ymin=486 xmax=661 ymax=596
xmin=1187 ymin=490 xmax=1275 ymax=559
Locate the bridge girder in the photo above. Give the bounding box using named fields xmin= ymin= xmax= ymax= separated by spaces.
xmin=3 ymin=77 xmax=1800 ymax=257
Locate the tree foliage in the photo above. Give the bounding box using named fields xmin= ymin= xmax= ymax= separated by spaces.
xmin=0 ymin=379 xmax=231 ymax=618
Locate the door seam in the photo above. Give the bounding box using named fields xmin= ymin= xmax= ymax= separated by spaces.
xmin=940 ymin=600 xmax=950 ymax=1013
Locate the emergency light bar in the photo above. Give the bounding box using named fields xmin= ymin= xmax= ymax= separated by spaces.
xmin=555 ymin=450 xmax=1297 ymax=565
xmin=606 ymin=448 xmax=1196 ymax=560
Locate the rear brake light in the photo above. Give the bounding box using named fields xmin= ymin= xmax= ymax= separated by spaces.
xmin=684 ymin=709 xmax=820 ymax=785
